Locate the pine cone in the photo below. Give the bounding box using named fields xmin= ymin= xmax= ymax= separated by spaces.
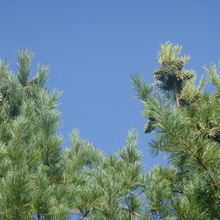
xmin=209 ymin=127 xmax=220 ymax=143
xmin=154 ymin=66 xmax=165 ymax=81
xmin=144 ymin=117 xmax=156 ymax=133
xmin=182 ymin=70 xmax=195 ymax=80
xmin=175 ymin=59 xmax=185 ymax=70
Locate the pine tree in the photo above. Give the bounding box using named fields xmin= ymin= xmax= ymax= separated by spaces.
xmin=1 ymin=44 xmax=219 ymax=220
xmin=0 ymin=50 xmax=67 ymax=219
xmin=132 ymin=41 xmax=220 ymax=219
xmin=63 ymin=130 xmax=145 ymax=219
xmin=0 ymin=49 xmax=147 ymax=220
xmin=0 ymin=50 xmax=146 ymax=220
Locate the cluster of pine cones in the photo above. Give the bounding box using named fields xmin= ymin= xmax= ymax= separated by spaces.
xmin=154 ymin=58 xmax=194 ymax=91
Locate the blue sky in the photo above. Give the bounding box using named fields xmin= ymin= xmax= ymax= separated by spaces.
xmin=1 ymin=0 xmax=220 ymax=171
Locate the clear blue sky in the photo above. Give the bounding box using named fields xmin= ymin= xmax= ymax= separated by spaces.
xmin=1 ymin=1 xmax=220 ymax=171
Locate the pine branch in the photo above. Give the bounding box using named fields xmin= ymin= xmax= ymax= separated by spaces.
xmin=173 ymin=78 xmax=180 ymax=107
xmin=131 ymin=210 xmax=141 ymax=218
xmin=89 ymin=159 xmax=102 ymax=172
xmin=79 ymin=210 xmax=90 ymax=220
xmin=137 ymin=184 xmax=149 ymax=189
xmin=45 ymin=140 xmax=53 ymax=184
xmin=166 ymin=126 xmax=218 ymax=191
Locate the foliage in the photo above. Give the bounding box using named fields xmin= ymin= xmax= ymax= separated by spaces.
xmin=0 ymin=42 xmax=219 ymax=219
xmin=0 ymin=51 xmax=146 ymax=219
xmin=0 ymin=51 xmax=64 ymax=219
xmin=132 ymin=41 xmax=220 ymax=219
xmin=153 ymin=41 xmax=195 ymax=107
xmin=63 ymin=130 xmax=145 ymax=219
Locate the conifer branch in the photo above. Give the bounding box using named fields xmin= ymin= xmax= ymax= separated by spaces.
xmin=173 ymin=78 xmax=180 ymax=107
xmin=79 ymin=210 xmax=89 ymax=220
xmin=117 ymin=176 xmax=138 ymax=197
xmin=45 ymin=141 xmax=53 ymax=184
xmin=89 ymin=159 xmax=102 ymax=172
xmin=166 ymin=126 xmax=218 ymax=191
xmin=131 ymin=210 xmax=141 ymax=218
xmin=137 ymin=184 xmax=149 ymax=189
